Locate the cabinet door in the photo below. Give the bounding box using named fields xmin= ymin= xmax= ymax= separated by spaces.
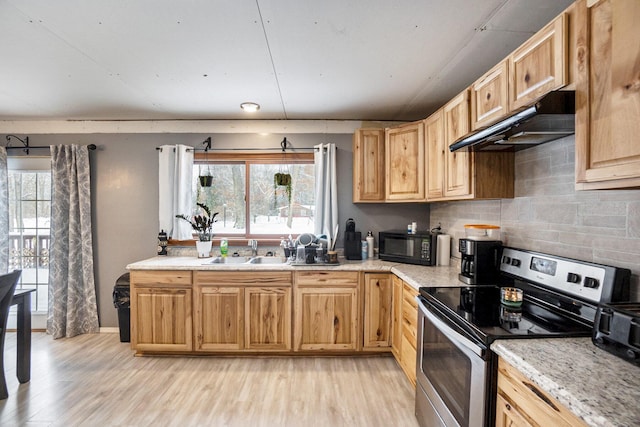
xmin=575 ymin=0 xmax=640 ymax=189
xmin=391 ymin=275 xmax=403 ymax=359
xmin=132 ymin=286 xmax=192 ymax=352
xmin=245 ymin=287 xmax=291 ymax=351
xmin=353 ymin=129 xmax=385 ymax=202
xmin=443 ymin=90 xmax=472 ymax=198
xmin=385 ymin=122 xmax=426 ymax=201
xmin=363 ymin=273 xmax=393 ymax=350
xmin=295 ymin=287 xmax=358 ymax=351
xmin=424 ymin=110 xmax=445 ymax=200
xmin=510 ymin=13 xmax=568 ymax=110
xmin=471 ymin=60 xmax=509 ymax=130
xmin=495 ymin=394 xmax=533 ymax=427
xmin=400 ymin=282 xmax=419 ymax=387
xmin=194 ymin=286 xmax=243 ymax=351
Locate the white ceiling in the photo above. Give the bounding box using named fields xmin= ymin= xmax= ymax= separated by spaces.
xmin=0 ymin=0 xmax=574 ymax=122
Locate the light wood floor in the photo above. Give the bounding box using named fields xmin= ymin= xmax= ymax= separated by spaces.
xmin=0 ymin=333 xmax=419 ymax=426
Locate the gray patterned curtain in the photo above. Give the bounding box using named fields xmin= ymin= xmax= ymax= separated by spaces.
xmin=0 ymin=147 xmax=7 ymax=274
xmin=47 ymin=145 xmax=99 ymax=339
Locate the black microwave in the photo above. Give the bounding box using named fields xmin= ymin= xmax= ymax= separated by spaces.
xmin=378 ymin=230 xmax=437 ymax=266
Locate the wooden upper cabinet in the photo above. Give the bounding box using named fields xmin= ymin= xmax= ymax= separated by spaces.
xmin=575 ymin=0 xmax=640 ymax=189
xmin=385 ymin=121 xmax=426 ymax=201
xmin=443 ymin=90 xmax=472 ymax=198
xmin=353 ymin=128 xmax=385 ymax=202
xmin=424 ymin=109 xmax=446 ymax=200
xmin=471 ymin=60 xmax=510 ymax=130
xmin=509 ymin=13 xmax=569 ymax=110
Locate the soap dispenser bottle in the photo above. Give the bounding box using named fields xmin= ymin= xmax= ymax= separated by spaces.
xmin=366 ymin=231 xmax=374 ymax=259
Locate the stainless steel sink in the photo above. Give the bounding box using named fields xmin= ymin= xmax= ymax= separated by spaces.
xmin=246 ymin=256 xmax=288 ymax=265
xmin=209 ymin=256 xmax=250 ymax=264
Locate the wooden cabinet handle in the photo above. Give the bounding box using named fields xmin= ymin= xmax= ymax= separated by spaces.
xmin=523 ymin=381 xmax=560 ymax=412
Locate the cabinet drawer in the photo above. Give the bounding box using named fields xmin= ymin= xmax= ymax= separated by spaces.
xmin=400 ymin=333 xmax=417 ymax=387
xmin=497 ymin=358 xmax=587 ymax=427
xmin=294 ymin=271 xmax=359 ymax=287
xmin=195 ymin=271 xmax=292 ymax=286
xmin=402 ymin=283 xmax=418 ymax=309
xmin=131 ymin=270 xmax=192 ymax=286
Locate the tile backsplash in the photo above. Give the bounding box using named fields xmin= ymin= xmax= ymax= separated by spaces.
xmin=430 ymin=136 xmax=640 ymax=301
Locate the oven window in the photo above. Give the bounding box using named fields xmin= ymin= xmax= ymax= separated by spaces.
xmin=422 ymin=314 xmax=472 ymax=426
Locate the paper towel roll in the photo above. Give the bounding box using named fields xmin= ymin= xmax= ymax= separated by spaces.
xmin=436 ymin=234 xmax=451 ymax=266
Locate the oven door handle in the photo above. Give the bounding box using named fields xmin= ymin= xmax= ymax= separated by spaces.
xmin=419 ymin=299 xmax=486 ymax=358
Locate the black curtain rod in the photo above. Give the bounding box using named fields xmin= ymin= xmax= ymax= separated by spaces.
xmin=155 ymin=146 xmax=319 ymax=152
xmin=155 ymin=136 xmax=324 ymax=153
xmin=5 ymin=144 xmax=97 ymax=151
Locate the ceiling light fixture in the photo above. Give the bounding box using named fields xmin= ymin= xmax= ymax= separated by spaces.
xmin=240 ymin=102 xmax=260 ymax=113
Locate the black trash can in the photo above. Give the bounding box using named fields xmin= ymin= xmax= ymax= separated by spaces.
xmin=113 ymin=272 xmax=130 ymax=342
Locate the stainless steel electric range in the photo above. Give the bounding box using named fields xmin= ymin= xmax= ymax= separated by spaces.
xmin=415 ymin=247 xmax=631 ymax=427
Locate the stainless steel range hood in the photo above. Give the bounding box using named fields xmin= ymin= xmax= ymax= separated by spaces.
xmin=449 ymin=91 xmax=575 ymax=152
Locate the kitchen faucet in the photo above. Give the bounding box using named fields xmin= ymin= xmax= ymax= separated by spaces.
xmin=248 ymin=239 xmax=258 ymax=257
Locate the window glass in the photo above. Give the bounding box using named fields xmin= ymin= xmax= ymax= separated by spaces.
xmin=193 ymin=163 xmax=246 ymax=235
xmin=8 ymin=168 xmax=51 ymax=313
xmin=191 ymin=156 xmax=315 ymax=238
xmin=249 ymin=163 xmax=315 ymax=235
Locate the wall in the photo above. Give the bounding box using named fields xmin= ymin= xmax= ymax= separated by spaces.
xmin=430 ymin=135 xmax=640 ymax=300
xmin=5 ymin=132 xmax=429 ymax=327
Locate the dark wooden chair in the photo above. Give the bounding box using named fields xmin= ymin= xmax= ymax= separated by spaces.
xmin=0 ymin=270 xmax=22 ymax=400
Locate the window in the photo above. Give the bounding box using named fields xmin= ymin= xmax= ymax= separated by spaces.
xmin=192 ymin=152 xmax=315 ymax=239
xmin=7 ymin=157 xmax=51 ymax=313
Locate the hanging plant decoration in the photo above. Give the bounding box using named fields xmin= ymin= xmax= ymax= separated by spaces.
xmin=274 ymin=172 xmax=293 ymax=206
xmin=199 ymin=173 xmax=213 ymax=187
xmin=198 ymin=137 xmax=213 ymax=187
xmin=273 ymin=137 xmax=293 ymax=208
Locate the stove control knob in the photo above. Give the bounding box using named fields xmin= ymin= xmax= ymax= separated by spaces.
xmin=502 ymin=256 xmax=511 ymax=264
xmin=510 ymin=258 xmax=521 ymax=267
xmin=584 ymin=277 xmax=599 ymax=289
xmin=567 ymin=272 xmax=581 ymax=284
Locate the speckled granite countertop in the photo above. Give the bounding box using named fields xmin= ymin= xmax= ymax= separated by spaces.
xmin=126 ymin=256 xmax=463 ymax=290
xmin=492 ymin=338 xmax=640 ymax=427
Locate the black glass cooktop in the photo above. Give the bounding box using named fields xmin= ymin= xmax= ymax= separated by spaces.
xmin=420 ymin=285 xmax=593 ymax=344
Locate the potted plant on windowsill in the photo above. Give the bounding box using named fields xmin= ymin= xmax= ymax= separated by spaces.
xmin=176 ymin=203 xmax=219 ymax=258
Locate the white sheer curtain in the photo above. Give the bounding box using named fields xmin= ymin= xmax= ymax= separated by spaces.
xmin=0 ymin=147 xmax=8 ymax=273
xmin=158 ymin=144 xmax=194 ymax=240
xmin=48 ymin=145 xmax=99 ymax=339
xmin=314 ymin=143 xmax=338 ymax=249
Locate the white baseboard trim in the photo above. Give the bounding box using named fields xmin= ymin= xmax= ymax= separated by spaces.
xmin=99 ymin=327 xmax=120 ymax=334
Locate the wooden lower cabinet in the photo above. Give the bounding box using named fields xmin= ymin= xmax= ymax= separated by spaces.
xmin=391 ymin=275 xmax=403 ymax=359
xmin=362 ymin=273 xmax=393 ymax=350
xmin=496 ymin=358 xmax=587 ymax=427
xmin=194 ymin=285 xmax=243 ymax=351
xmin=389 ymin=276 xmax=419 ymax=387
xmin=194 ymin=271 xmax=292 ymax=352
xmin=399 ymin=282 xmax=419 ymax=386
xmin=245 ymin=287 xmax=291 ymax=351
xmin=130 ymin=270 xmax=193 ymax=352
xmin=294 ymin=271 xmax=359 ymax=351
